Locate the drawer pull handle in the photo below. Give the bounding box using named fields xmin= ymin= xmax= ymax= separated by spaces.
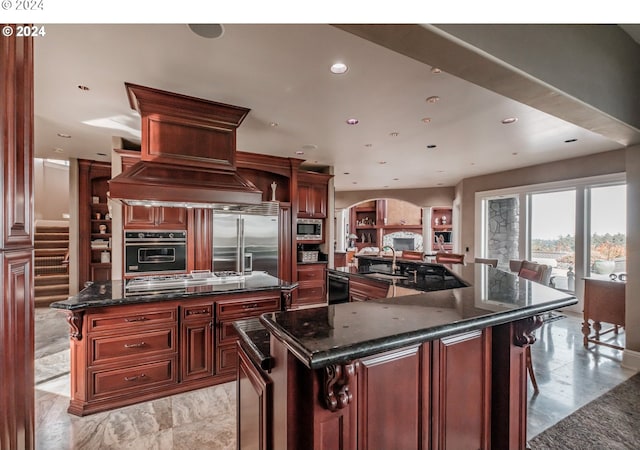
xmin=124 ymin=342 xmax=146 ymax=348
xmin=124 ymin=374 xmax=146 ymax=382
xmin=188 ymin=309 xmax=209 ymax=315
xmin=243 ymin=303 xmax=259 ymax=309
xmin=124 ymin=317 xmax=148 ymax=322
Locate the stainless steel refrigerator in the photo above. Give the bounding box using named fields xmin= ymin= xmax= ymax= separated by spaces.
xmin=212 ymin=212 xmax=279 ymax=277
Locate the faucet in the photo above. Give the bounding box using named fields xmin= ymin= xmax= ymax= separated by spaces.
xmin=381 ymin=245 xmax=398 ymax=273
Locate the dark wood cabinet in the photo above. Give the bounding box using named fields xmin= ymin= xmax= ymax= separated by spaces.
xmin=349 ymin=199 xmax=424 ymax=251
xmin=237 ymin=343 xmax=273 ymax=450
xmin=432 ymin=207 xmax=453 ymax=252
xmin=124 ymin=205 xmax=188 ymax=230
xmin=68 ymin=302 xmax=180 ymax=416
xmin=216 ymin=290 xmax=282 ymax=375
xmin=264 ymin=327 xmax=493 ymax=450
xmin=78 ymin=160 xmax=113 ymax=290
xmin=180 ymin=302 xmax=214 ymax=381
xmin=349 ymin=276 xmax=389 ymax=302
xmin=297 ymin=171 xmax=331 ymax=219
xmin=65 ymin=289 xmax=282 ymax=416
xmin=294 ymin=263 xmax=327 ymax=308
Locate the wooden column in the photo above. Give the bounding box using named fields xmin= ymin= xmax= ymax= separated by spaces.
xmin=491 ymin=316 xmax=543 ymax=450
xmin=1 ymin=26 xmax=35 ymax=449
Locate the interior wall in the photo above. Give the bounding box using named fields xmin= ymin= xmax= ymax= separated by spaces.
xmin=34 ymin=158 xmax=70 ymax=221
xmin=335 ymin=187 xmax=454 ymax=210
xmin=457 ymin=148 xmax=627 ymax=263
xmin=624 ymin=145 xmax=640 ymax=362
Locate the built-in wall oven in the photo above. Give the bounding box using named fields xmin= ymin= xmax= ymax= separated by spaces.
xmin=124 ymin=230 xmax=187 ymax=276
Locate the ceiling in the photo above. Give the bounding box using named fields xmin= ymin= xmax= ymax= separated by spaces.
xmin=34 ymin=24 xmax=637 ymax=191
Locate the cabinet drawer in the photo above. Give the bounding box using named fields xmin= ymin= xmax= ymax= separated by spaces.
xmin=218 ymin=321 xmax=240 ymax=345
xmin=216 ymin=343 xmax=237 ymax=375
xmin=297 ymin=285 xmax=325 ymax=303
xmin=90 ymin=327 xmax=177 ymax=365
xmin=216 ymin=293 xmax=280 ymax=319
xmin=181 ymin=303 xmax=213 ymax=320
xmin=90 ymin=357 xmax=177 ymax=399
xmin=88 ymin=306 xmax=178 ymax=333
xmin=297 ymin=266 xmax=325 ymax=282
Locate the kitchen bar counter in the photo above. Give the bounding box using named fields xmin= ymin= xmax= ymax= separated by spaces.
xmin=262 ymin=264 xmax=575 ymax=369
xmin=237 ymin=263 xmax=577 ymax=449
xmin=50 ymin=271 xmax=298 ymax=311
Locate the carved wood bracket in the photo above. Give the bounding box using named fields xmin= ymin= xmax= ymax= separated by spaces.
xmin=513 ymin=315 xmax=544 ymax=347
xmin=64 ymin=311 xmax=84 ymax=341
xmin=322 ymin=362 xmax=355 ymax=412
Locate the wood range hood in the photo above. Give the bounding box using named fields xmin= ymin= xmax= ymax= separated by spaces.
xmin=109 ymin=83 xmax=267 ymax=211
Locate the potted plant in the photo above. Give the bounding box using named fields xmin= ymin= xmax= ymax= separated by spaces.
xmin=592 ymin=241 xmax=624 ymax=275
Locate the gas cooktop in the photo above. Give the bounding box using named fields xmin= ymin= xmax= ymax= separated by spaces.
xmin=125 ymin=271 xmax=247 ymax=292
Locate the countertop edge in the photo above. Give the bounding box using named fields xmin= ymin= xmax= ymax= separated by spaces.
xmin=260 ymin=295 xmax=577 ymax=370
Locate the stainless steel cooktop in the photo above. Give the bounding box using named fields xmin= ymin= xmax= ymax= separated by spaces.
xmin=125 ymin=271 xmax=246 ymax=293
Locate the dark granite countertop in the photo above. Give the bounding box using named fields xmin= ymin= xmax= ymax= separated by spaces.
xmin=328 ymin=260 xmax=467 ymax=292
xmin=233 ymin=317 xmax=274 ymax=371
xmin=261 ymin=263 xmax=577 ymax=369
xmin=50 ymin=271 xmax=298 ymax=311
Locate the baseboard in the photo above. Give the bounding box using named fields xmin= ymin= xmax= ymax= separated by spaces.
xmin=622 ymin=349 xmax=640 ymax=371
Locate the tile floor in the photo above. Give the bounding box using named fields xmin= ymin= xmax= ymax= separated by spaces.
xmin=35 ymin=307 xmax=637 ymax=449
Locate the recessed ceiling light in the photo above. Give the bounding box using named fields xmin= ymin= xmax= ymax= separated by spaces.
xmin=77 ymin=85 xmax=90 ymax=91
xmin=426 ymin=144 xmax=437 ymax=149
xmin=96 ymin=152 xmax=107 ymax=157
xmin=188 ymin=24 xmax=225 ymax=39
xmin=436 ymin=183 xmax=444 ymax=186
xmin=330 ymin=62 xmax=348 ymax=74
xmin=269 ymin=122 xmax=279 ymax=127
xmin=343 ymin=172 xmax=350 ymax=175
xmin=422 ymin=117 xmax=432 ymax=124
xmin=389 ymin=132 xmax=399 ymax=137
xmin=364 ymin=143 xmax=373 ymax=147
xmin=352 ymin=181 xmax=358 ymax=184
xmin=383 ymin=185 xmax=389 ymax=188
xmin=436 ymin=170 xmax=444 ymax=173
xmin=512 ymin=152 xmax=518 ymax=156
xmin=378 ymin=161 xmax=387 ymax=165
xmin=426 ymin=96 xmax=440 ymax=103
xmin=501 ymin=117 xmax=518 ymax=124
xmin=295 ymin=151 xmax=304 ymax=155
xmin=470 ymin=162 xmax=475 ymax=166
xmin=564 ymin=138 xmax=578 ymax=143
xmin=57 ymin=133 xmax=71 ymax=138
xmin=430 ymin=67 xmax=442 ymax=74
xmin=301 ymin=144 xmax=317 ymax=151
xmin=53 ymin=147 xmax=64 ymax=153
xmin=346 ymin=118 xmax=359 ymax=125
xmin=393 ymin=178 xmax=399 ymax=181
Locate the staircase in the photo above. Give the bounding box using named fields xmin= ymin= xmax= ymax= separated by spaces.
xmin=34 ymin=222 xmax=70 ymax=306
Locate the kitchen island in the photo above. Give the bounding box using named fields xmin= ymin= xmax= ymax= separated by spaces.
xmin=236 ymin=263 xmax=577 ymax=450
xmin=50 ymin=271 xmax=297 ymax=416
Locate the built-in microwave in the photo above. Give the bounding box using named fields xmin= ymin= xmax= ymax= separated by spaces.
xmin=296 ymin=218 xmax=323 ymax=241
xmin=124 ymin=230 xmax=187 ymax=275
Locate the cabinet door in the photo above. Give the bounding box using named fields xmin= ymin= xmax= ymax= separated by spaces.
xmin=298 ymin=183 xmax=327 ymax=218
xmin=180 ymin=303 xmax=214 ymax=381
xmin=297 ymin=184 xmax=312 ymax=217
xmin=310 ymin=183 xmax=327 ymax=218
xmin=349 ymin=277 xmax=389 ymax=302
xmin=237 ymin=344 xmax=272 ymax=450
xmin=156 ymin=207 xmax=188 ymax=229
xmin=124 ymin=205 xmax=156 ymax=228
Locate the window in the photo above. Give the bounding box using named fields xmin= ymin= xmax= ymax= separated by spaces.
xmin=476 ymin=174 xmax=626 ymax=296
xmin=529 ymin=190 xmax=576 ymax=291
xmin=587 ymin=184 xmax=626 ymax=278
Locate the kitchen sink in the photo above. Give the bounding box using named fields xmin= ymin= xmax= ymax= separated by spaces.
xmin=364 ymin=273 xmax=407 ymax=281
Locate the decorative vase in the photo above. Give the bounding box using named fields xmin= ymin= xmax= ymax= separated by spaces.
xmin=592 ymin=260 xmax=615 ymax=275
